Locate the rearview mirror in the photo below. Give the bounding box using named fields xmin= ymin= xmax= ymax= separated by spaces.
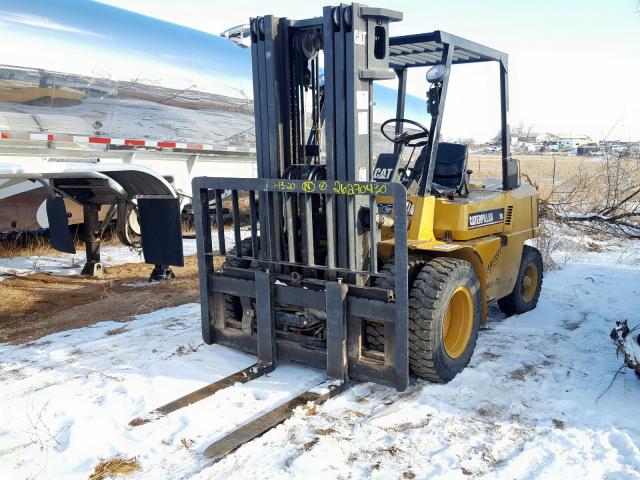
xmin=426 ymin=64 xmax=448 ymax=84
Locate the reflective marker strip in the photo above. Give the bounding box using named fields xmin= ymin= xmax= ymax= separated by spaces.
xmin=0 ymin=130 xmax=249 ymax=153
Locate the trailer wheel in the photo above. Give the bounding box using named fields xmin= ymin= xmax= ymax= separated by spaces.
xmin=223 ymin=238 xmax=256 ymax=322
xmin=498 ymin=245 xmax=543 ymax=316
xmin=368 ymin=257 xmax=481 ymax=383
xmin=116 ymin=201 xmax=141 ymax=248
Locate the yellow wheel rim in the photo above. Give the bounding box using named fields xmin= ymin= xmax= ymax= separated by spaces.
xmin=443 ymin=286 xmax=474 ymax=359
xmin=521 ymin=263 xmax=539 ymax=303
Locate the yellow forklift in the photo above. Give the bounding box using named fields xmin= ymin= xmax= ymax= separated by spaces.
xmin=132 ymin=3 xmax=543 ymax=460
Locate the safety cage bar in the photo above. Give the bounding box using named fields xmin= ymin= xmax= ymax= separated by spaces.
xmin=192 ymin=176 xmax=410 ymax=390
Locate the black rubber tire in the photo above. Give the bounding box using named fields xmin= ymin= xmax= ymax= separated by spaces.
xmin=498 ymin=245 xmax=543 ymax=316
xmin=365 ymin=257 xmax=425 ymax=351
xmin=223 ymin=238 xmax=255 ymax=322
xmin=409 ymin=258 xmax=481 ymax=382
xmin=368 ymin=256 xmax=482 ymax=383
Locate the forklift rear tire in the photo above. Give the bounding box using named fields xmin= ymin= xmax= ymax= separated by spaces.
xmin=497 ymin=245 xmax=543 ymax=316
xmin=369 ymin=257 xmax=481 ymax=383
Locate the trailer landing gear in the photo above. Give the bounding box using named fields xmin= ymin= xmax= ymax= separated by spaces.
xmin=81 ymin=204 xmax=105 ymax=277
xmin=148 ymin=264 xmax=175 ymax=282
xmin=79 ymin=203 xmax=178 ymax=281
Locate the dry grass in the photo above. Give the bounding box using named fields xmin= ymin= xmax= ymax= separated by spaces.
xmin=0 ymin=255 xmax=225 ymax=344
xmin=475 ymin=154 xmax=640 ymax=240
xmin=473 ymin=154 xmax=640 ymax=204
xmin=105 ymin=325 xmax=129 ymax=336
xmin=0 ymin=233 xmax=71 ymax=258
xmin=471 ymin=154 xmax=597 ymax=198
xmin=89 ymin=457 xmax=140 ymax=480
xmin=552 ymin=419 xmax=566 ymax=430
xmin=508 ymin=364 xmax=538 ymax=381
xmin=0 ymin=228 xmax=124 ymax=259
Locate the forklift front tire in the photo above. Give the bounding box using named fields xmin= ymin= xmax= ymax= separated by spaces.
xmin=409 ymin=258 xmax=481 ymax=383
xmin=370 ymin=257 xmax=481 ymax=383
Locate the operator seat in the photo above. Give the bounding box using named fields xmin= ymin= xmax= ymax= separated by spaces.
xmin=405 ymin=142 xmax=470 ymax=196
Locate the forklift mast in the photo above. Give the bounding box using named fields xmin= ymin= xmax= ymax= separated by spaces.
xmin=193 ymin=4 xmax=412 ymax=391
xmin=250 ymin=4 xmax=402 ymax=275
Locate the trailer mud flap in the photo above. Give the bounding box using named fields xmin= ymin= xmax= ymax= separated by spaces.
xmin=138 ymin=197 xmax=184 ymax=267
xmin=46 ymin=196 xmax=75 ymax=254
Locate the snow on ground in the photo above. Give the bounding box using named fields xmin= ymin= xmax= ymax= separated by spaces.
xmin=0 ymin=238 xmax=204 ymax=279
xmin=0 ymin=304 xmax=323 ymax=479
xmin=0 ymin=241 xmax=196 ymax=279
xmin=1 ymin=228 xmax=640 ymax=479
xmin=0 ymin=230 xmax=253 ymax=279
xmin=541 ymin=221 xmax=640 ymax=268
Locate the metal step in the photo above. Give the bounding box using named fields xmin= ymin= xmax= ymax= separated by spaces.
xmin=204 ymin=380 xmax=347 ymax=461
xmin=128 ymin=362 xmax=274 ymax=426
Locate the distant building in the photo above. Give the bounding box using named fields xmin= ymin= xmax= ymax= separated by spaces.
xmin=557 ymin=134 xmax=591 ymax=149
xmin=576 ymin=144 xmax=602 ymax=156
xmin=510 ymin=131 xmax=600 ymax=154
xmin=535 ymin=133 xmax=558 ymax=143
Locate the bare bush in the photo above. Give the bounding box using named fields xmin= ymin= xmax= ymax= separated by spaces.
xmin=529 ymin=222 xmax=559 ymax=270
xmin=540 ymin=151 xmax=640 ymax=238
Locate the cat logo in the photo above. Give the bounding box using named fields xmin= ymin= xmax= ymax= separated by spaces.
xmin=468 ymin=208 xmax=505 ymax=229
xmin=373 ymin=167 xmax=393 ymax=181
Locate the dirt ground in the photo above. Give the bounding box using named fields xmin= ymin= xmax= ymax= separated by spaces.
xmin=0 ymin=256 xmax=223 ymax=344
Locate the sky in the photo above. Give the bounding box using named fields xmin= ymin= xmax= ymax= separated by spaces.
xmin=0 ymin=1 xmax=637 ymax=142
xmin=94 ymin=0 xmax=640 ymax=141
xmin=0 ymin=0 xmax=255 ymax=101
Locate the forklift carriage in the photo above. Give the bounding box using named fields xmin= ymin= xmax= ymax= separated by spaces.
xmin=193 ymin=3 xmax=520 ymax=392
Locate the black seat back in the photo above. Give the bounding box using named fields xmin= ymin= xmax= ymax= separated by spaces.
xmin=432 ymin=142 xmax=468 ymax=189
xmin=404 ymin=142 xmax=468 ymax=193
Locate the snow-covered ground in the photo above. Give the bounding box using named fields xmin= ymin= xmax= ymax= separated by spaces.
xmin=0 ymin=231 xmax=254 ymax=279
xmin=1 ymin=228 xmax=640 ymax=479
xmin=0 ymin=240 xmax=196 ymax=279
xmin=0 ymin=235 xmax=210 ymax=279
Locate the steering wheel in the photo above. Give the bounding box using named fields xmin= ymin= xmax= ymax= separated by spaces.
xmin=381 ymin=118 xmax=430 ymax=147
